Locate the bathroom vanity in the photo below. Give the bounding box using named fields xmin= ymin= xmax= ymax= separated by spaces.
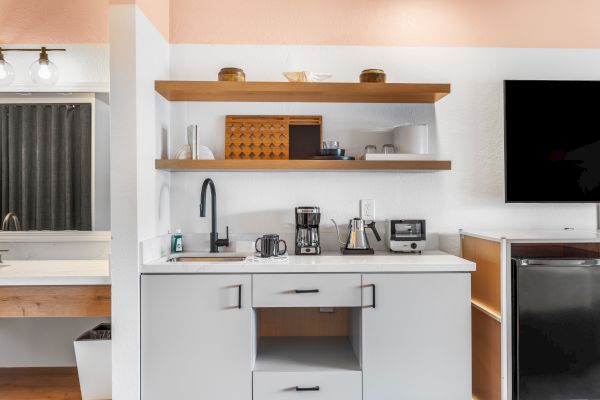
xmin=140 ymin=253 xmax=475 ymax=400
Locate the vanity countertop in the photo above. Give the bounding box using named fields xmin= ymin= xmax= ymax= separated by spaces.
xmin=141 ymin=250 xmax=475 ymax=274
xmin=0 ymin=259 xmax=110 ymax=286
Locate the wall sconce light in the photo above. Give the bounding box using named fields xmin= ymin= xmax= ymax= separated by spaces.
xmin=0 ymin=47 xmax=66 ymax=86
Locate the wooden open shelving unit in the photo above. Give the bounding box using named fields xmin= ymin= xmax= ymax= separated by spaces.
xmin=0 ymin=367 xmax=82 ymax=400
xmin=155 ymin=81 xmax=450 ymax=103
xmin=155 ymin=159 xmax=451 ymax=172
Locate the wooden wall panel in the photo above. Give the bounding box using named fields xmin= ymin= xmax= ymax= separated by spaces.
xmin=462 ymin=235 xmax=501 ymax=315
xmin=258 ymin=307 xmax=349 ymax=337
xmin=472 ymin=306 xmax=502 ymax=400
xmin=0 ymin=285 xmax=111 ymax=317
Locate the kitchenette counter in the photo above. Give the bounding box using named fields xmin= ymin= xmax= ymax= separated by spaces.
xmin=141 ymin=250 xmax=475 ymax=274
xmin=0 ymin=259 xmax=110 ymax=286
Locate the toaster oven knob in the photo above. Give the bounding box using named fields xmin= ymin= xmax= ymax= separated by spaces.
xmin=411 ymin=243 xmax=418 ymax=249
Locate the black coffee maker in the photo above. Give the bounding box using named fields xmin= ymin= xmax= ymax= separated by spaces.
xmin=295 ymin=207 xmax=321 ymax=255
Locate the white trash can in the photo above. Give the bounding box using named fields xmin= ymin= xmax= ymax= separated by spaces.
xmin=74 ymin=323 xmax=112 ymax=400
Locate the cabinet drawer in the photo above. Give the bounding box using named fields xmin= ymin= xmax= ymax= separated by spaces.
xmin=253 ymin=274 xmax=361 ymax=307
xmin=254 ymin=371 xmax=361 ymax=400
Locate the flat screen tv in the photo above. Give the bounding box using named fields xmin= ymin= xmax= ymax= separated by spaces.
xmin=504 ymin=80 xmax=600 ymax=203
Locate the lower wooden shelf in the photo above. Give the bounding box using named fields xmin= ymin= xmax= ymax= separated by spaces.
xmin=0 ymin=367 xmax=81 ymax=400
xmin=0 ymin=285 xmax=111 ymax=318
xmin=155 ymin=159 xmax=452 ymax=172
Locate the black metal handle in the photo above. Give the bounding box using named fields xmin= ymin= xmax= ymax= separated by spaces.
xmin=294 ymin=289 xmax=320 ymax=294
xmin=367 ymin=221 xmax=382 ymax=241
xmin=237 ymin=284 xmax=242 ymax=309
xmin=295 ymin=386 xmax=320 ymax=391
xmin=365 ymin=284 xmax=376 ymax=308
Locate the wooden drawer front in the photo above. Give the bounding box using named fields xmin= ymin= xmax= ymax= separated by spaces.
xmin=253 ymin=274 xmax=361 ymax=308
xmin=254 ymin=371 xmax=362 ymax=400
xmin=0 ymin=285 xmax=111 ymax=317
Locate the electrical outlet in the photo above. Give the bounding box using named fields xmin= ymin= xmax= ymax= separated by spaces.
xmin=360 ymin=199 xmax=375 ymax=221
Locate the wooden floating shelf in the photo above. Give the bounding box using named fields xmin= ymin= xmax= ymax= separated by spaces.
xmin=155 ymin=159 xmax=451 ymax=172
xmin=0 ymin=367 xmax=82 ymax=400
xmin=155 ymin=81 xmax=451 ymax=103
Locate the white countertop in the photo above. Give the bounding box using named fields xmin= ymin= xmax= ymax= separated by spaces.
xmin=0 ymin=260 xmax=110 ymax=286
xmin=461 ymin=229 xmax=600 ymax=243
xmin=141 ymin=250 xmax=475 ymax=274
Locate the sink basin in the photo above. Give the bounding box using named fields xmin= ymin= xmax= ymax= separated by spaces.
xmin=168 ymin=256 xmax=246 ymax=263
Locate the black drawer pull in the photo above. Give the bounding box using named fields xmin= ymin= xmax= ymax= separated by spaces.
xmin=237 ymin=284 xmax=242 ymax=309
xmin=294 ymin=289 xmax=320 ymax=294
xmin=295 ymin=386 xmax=320 ymax=391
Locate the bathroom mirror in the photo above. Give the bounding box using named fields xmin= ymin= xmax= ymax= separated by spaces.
xmin=0 ymin=93 xmax=110 ymax=232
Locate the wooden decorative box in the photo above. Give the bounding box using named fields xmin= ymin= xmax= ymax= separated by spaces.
xmin=225 ymin=115 xmax=322 ymax=160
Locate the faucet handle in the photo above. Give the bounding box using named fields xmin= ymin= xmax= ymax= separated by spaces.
xmin=216 ymin=226 xmax=230 ymax=248
xmin=0 ymin=249 xmax=8 ymax=264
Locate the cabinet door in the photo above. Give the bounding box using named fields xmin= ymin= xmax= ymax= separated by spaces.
xmin=141 ymin=274 xmax=252 ymax=400
xmin=362 ymin=273 xmax=471 ymax=400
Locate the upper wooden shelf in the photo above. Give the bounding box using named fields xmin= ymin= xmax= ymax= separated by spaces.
xmin=155 ymin=159 xmax=451 ymax=172
xmin=155 ymin=81 xmax=451 ymax=103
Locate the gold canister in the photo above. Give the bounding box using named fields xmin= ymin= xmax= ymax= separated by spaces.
xmin=218 ymin=67 xmax=246 ymax=82
xmin=360 ymin=69 xmax=386 ymax=83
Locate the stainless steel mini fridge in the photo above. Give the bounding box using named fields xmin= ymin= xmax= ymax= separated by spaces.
xmin=512 ymin=258 xmax=600 ymax=400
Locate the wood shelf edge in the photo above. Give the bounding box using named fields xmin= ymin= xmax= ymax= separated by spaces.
xmin=471 ymin=300 xmax=502 ymax=322
xmin=155 ymin=159 xmax=452 ymax=172
xmin=154 ymin=81 xmax=451 ymax=103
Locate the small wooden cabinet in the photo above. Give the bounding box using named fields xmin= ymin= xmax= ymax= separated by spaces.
xmin=362 ymin=273 xmax=471 ymax=399
xmin=141 ymin=274 xmax=252 ymax=400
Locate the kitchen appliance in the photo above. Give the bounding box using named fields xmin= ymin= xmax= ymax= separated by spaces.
xmin=255 ymin=234 xmax=287 ymax=258
xmin=512 ymin=257 xmax=600 ymax=400
xmin=332 ymin=218 xmax=381 ymax=255
xmin=385 ymin=220 xmax=426 ymax=253
xmin=505 ymin=80 xmax=600 ymax=202
xmin=295 ymin=207 xmax=321 ymax=255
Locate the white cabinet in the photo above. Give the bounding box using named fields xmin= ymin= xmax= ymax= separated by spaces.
xmin=362 ymin=273 xmax=472 ymax=400
xmin=141 ymin=274 xmax=252 ymax=400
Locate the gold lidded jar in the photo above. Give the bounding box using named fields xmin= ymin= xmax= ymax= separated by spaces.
xmin=360 ymin=69 xmax=386 ymax=83
xmin=218 ymin=67 xmax=246 ymax=82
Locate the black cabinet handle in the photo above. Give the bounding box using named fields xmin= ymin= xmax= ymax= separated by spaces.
xmin=365 ymin=284 xmax=376 ymax=308
xmin=237 ymin=284 xmax=242 ymax=309
xmin=295 ymin=386 xmax=320 ymax=391
xmin=294 ymin=289 xmax=319 ymax=294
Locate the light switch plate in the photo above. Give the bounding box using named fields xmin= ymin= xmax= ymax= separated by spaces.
xmin=360 ymin=199 xmax=375 ymax=221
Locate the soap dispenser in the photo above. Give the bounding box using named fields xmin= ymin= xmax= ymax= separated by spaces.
xmin=171 ymin=229 xmax=183 ymax=253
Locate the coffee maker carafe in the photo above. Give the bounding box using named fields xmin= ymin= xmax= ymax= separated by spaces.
xmin=295 ymin=207 xmax=321 ymax=255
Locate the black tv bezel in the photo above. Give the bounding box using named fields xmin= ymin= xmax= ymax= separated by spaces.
xmin=503 ymin=79 xmax=600 ymax=204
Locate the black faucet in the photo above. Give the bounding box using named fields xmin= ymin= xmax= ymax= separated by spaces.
xmin=200 ymin=178 xmax=229 ymax=253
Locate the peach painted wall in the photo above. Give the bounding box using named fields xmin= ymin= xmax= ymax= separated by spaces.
xmin=111 ymin=0 xmax=169 ymax=40
xmin=0 ymin=0 xmax=108 ymax=43
xmin=0 ymin=0 xmax=169 ymax=44
xmin=170 ymin=0 xmax=600 ymax=48
xmin=2 ymin=0 xmax=599 ymax=47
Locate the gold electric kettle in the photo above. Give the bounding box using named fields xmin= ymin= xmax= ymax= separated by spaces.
xmin=331 ymin=218 xmax=381 ymax=254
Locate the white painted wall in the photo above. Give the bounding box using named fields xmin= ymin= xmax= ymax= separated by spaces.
xmin=110 ymin=4 xmax=170 ymax=400
xmin=167 ymin=45 xmax=600 ymax=246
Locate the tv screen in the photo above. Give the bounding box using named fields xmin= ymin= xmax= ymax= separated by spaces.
xmin=504 ymin=80 xmax=600 ymax=203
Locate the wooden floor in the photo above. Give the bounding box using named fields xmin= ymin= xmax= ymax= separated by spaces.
xmin=0 ymin=368 xmax=82 ymax=400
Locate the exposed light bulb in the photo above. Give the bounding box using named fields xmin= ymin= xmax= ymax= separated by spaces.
xmin=38 ymin=62 xmax=52 ymax=80
xmin=0 ymin=57 xmax=15 ymax=86
xmin=30 ymin=48 xmax=59 ymax=85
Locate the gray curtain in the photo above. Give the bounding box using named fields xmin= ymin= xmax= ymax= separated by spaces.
xmin=0 ymin=103 xmax=92 ymax=231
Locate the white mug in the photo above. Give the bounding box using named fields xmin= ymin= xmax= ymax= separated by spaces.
xmin=393 ymin=124 xmax=428 ymax=154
